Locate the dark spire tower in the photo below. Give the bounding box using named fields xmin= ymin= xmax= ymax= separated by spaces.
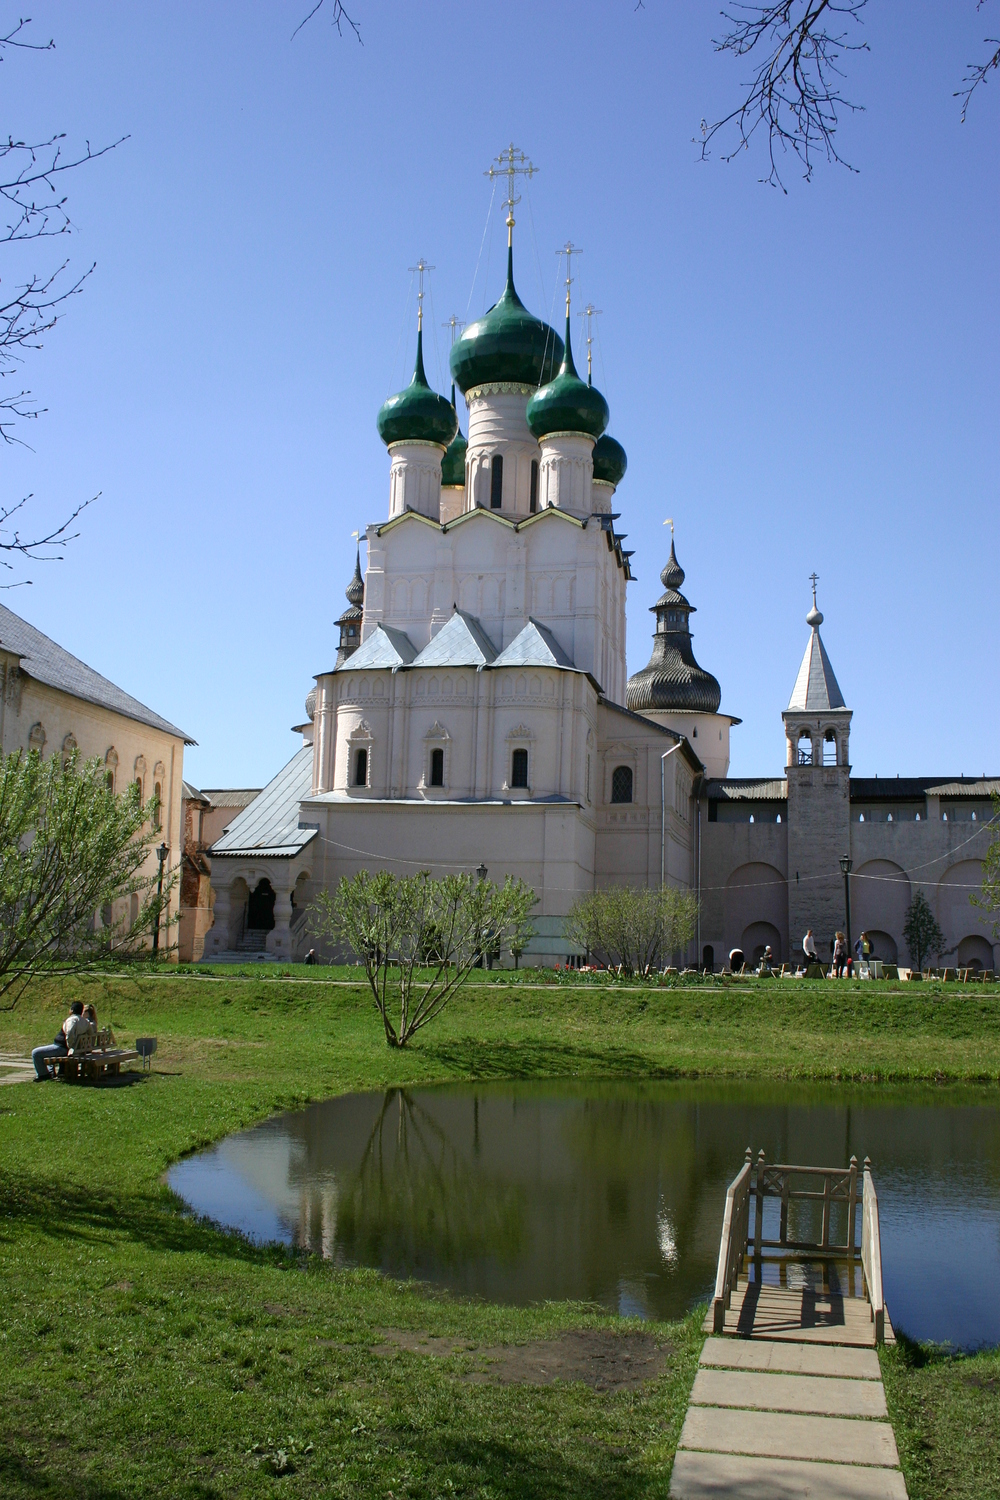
xmin=626 ymin=538 xmax=722 ymax=715
xmin=334 ymin=551 xmax=364 ymax=667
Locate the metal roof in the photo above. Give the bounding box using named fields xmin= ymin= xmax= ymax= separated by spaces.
xmin=338 ymin=624 xmax=417 ymax=671
xmin=493 ymin=618 xmax=575 ymax=669
xmin=705 ymin=779 xmax=788 ymax=801
xmin=787 ymin=626 xmax=846 ymax=713
xmin=209 ymin=746 xmax=316 ymax=858
xmin=413 ymin=611 xmax=498 ymax=667
xmin=181 ymin=781 xmax=209 ymax=803
xmin=199 ymin=788 xmax=263 ymax=809
xmin=850 ymin=776 xmax=1000 ymax=801
xmin=0 ymin=602 xmax=193 ymax=742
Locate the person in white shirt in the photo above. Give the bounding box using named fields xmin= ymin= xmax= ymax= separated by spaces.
xmin=803 ymin=930 xmax=818 ymax=963
xmin=32 ymin=1001 xmax=85 ymax=1080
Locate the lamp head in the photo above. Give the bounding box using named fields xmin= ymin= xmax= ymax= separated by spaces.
xmin=839 ymin=855 xmax=853 ymax=875
xmin=157 ymin=842 xmax=169 ymax=864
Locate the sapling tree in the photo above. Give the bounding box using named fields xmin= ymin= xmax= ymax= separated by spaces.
xmin=0 ymin=749 xmax=174 ymax=1008
xmin=902 ymin=889 xmax=945 ymax=974
xmin=970 ymin=793 xmax=1000 ymax=936
xmin=308 ymin=869 xmax=536 ymax=1046
xmin=564 ymin=885 xmax=699 ymax=978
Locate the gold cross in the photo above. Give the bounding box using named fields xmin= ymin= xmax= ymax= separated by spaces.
xmin=485 ymin=143 xmax=537 ymax=244
xmin=408 ymin=258 xmax=434 ymax=330
xmin=578 ymin=302 xmax=602 ymax=382
xmin=443 ymin=313 xmax=465 ymax=345
xmin=556 ymin=240 xmax=582 ymax=318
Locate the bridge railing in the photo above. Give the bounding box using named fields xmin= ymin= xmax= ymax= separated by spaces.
xmin=712 ymin=1147 xmax=753 ymax=1333
xmin=750 ymin=1152 xmax=860 ymax=1255
xmin=861 ymin=1157 xmax=886 ymax=1344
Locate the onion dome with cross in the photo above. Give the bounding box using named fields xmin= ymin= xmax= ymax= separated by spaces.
xmin=525 ymin=252 xmax=609 ymax=441
xmin=378 ymin=261 xmax=457 ymax=450
xmin=449 ymin=147 xmax=563 ymax=396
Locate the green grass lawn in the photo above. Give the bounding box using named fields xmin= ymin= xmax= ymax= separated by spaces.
xmin=1 ymin=970 xmax=998 ymax=1497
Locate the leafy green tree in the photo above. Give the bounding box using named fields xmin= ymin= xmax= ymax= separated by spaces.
xmin=902 ymin=889 xmax=945 ymax=974
xmin=970 ymin=792 xmax=1000 ymax=936
xmin=0 ymin=748 xmax=174 ymax=1008
xmin=307 ymin=869 xmax=536 ymax=1047
xmin=565 ymin=885 xmax=699 ymax=978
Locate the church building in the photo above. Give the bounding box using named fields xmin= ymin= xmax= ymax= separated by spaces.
xmin=204 ymin=156 xmax=997 ymax=973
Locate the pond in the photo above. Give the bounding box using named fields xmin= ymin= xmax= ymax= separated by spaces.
xmin=168 ymin=1081 xmax=1000 ymax=1350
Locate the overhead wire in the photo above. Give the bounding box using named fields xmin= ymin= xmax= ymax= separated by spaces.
xmin=465 ymin=178 xmax=497 ymax=320
xmin=386 ymin=269 xmax=415 ymax=397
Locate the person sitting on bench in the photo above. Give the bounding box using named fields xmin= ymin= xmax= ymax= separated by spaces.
xmin=32 ymin=1000 xmax=87 ymax=1081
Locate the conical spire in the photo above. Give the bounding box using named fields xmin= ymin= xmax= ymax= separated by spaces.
xmin=661 ymin=540 xmax=685 ymax=592
xmin=525 ymin=272 xmax=609 ymax=441
xmin=787 ymin=579 xmax=845 ymax=711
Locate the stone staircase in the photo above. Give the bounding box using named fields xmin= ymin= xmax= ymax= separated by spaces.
xmin=236 ymin=929 xmax=269 ymax=954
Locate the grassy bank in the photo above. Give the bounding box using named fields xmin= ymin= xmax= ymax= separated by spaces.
xmin=1 ymin=972 xmax=998 ymax=1497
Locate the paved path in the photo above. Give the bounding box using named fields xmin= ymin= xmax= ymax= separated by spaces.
xmin=0 ymin=1051 xmax=34 ymax=1085
xmin=670 ymin=1287 xmax=907 ymax=1498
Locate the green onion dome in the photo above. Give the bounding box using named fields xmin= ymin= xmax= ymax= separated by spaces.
xmin=592 ymin=433 xmax=627 ymax=487
xmin=377 ymin=330 xmax=458 ymax=449
xmin=525 ymin=314 xmax=609 ymax=441
xmin=440 ymin=385 xmax=467 ymax=486
xmin=449 ymin=244 xmax=563 ymax=394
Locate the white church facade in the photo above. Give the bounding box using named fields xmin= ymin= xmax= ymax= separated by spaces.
xmin=204 ymin=175 xmax=997 ymax=973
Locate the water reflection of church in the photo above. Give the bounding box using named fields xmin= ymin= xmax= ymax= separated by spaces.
xmin=202 ymin=151 xmax=996 ymax=972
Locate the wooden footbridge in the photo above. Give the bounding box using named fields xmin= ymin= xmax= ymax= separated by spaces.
xmin=671 ymin=1152 xmax=908 ymax=1499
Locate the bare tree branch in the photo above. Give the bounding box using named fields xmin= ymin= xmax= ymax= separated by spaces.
xmin=291 ymin=1 xmax=362 ymax=43
xmin=698 ymin=1 xmax=869 ymax=190
xmin=0 ymin=492 xmax=98 ymax=583
xmin=956 ymin=2 xmax=999 ymax=121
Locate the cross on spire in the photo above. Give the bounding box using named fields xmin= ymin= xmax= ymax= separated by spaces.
xmin=809 ymin=571 xmax=819 ymax=608
xmin=578 ymin=301 xmax=602 ymax=382
xmin=557 ymin=240 xmax=582 ymax=318
xmin=408 ymin=258 xmax=434 ymax=330
xmin=443 ymin=313 xmax=465 ymax=345
xmin=485 ymin=143 xmax=537 ymax=245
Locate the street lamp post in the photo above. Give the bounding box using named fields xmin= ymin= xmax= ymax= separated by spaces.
xmin=474 ymin=863 xmax=488 ymax=968
xmin=153 ymin=842 xmax=169 ymax=958
xmin=839 ymin=854 xmax=853 ymax=954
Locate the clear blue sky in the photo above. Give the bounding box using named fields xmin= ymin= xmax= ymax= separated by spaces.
xmin=5 ymin=2 xmax=997 ymax=787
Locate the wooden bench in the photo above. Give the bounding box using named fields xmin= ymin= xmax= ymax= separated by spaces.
xmin=56 ymin=1048 xmax=141 ymax=1081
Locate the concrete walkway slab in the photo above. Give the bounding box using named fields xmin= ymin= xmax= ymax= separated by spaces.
xmin=692 ymin=1367 xmax=888 ymax=1418
xmin=679 ymin=1406 xmax=900 ymax=1468
xmin=699 ymin=1337 xmax=881 ymax=1380
xmin=669 ymin=1450 xmax=909 ymax=1499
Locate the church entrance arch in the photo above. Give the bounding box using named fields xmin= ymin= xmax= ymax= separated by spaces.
xmin=866 ymin=930 xmax=898 ymax=965
xmin=247 ymin=878 xmax=276 ymax=932
xmin=957 ymin=935 xmax=993 ymax=972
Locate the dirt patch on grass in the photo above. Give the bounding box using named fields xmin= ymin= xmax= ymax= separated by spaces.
xmin=374 ymin=1328 xmax=671 ymax=1392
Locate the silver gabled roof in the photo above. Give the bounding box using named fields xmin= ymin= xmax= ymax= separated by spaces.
xmin=209 ymin=744 xmax=316 ymax=858
xmin=493 ymin=618 xmax=575 ymax=669
xmin=0 ymin=602 xmax=193 ymax=742
xmin=412 ymin=611 xmax=497 ymax=667
xmin=337 ymin=623 xmax=416 ymax=671
xmin=787 ymin=625 xmax=846 ymax=712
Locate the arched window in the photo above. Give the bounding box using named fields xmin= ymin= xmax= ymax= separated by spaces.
xmin=490 ymin=453 xmax=503 ymax=509
xmin=776 ymin=813 xmax=782 ymax=824
xmin=611 ymin=765 xmax=633 ymax=804
xmin=749 ymin=814 xmax=755 ymax=824
xmin=105 ymin=771 xmax=115 ymax=792
xmin=134 ymin=776 xmax=143 ymax=800
xmin=796 ymin=733 xmax=812 ymax=766
xmin=430 ymin=747 xmax=444 ymax=787
xmin=511 ymin=747 xmax=528 ymax=788
xmin=822 ymin=730 xmax=838 ymax=766
xmin=153 ymin=781 xmax=162 ymax=830
xmin=692 ymin=725 xmax=698 ymax=738
xmin=354 ymin=747 xmax=368 ymax=786
xmin=529 ymin=459 xmax=538 ymax=513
